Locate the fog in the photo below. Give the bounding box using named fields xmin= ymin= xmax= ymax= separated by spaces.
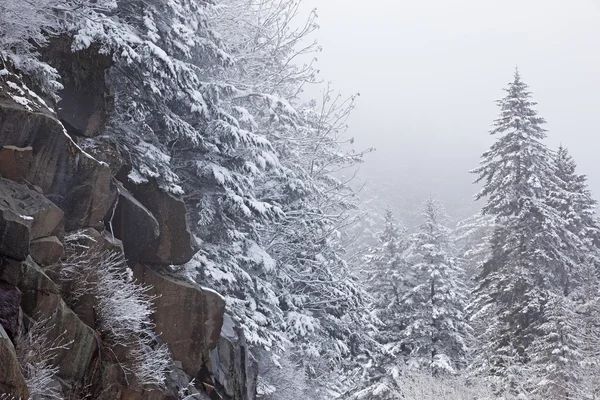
xmin=301 ymin=0 xmax=600 ymax=222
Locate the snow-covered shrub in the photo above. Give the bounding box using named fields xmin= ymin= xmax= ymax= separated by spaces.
xmin=59 ymin=232 xmax=171 ymax=388
xmin=15 ymin=317 xmax=70 ymax=400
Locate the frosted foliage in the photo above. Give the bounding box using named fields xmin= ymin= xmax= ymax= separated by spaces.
xmin=1 ymin=0 xmax=373 ymax=388
xmin=15 ymin=317 xmax=70 ymax=400
xmin=60 ymin=233 xmax=171 ymax=388
xmin=252 ymin=87 xmax=374 ymax=386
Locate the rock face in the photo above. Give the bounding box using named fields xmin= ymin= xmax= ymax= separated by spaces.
xmin=125 ymin=179 xmax=196 ymax=266
xmin=132 ymin=264 xmax=225 ymax=379
xmin=0 ymin=68 xmax=255 ymax=400
xmin=0 ymin=97 xmax=115 ymax=230
xmin=0 ymin=325 xmax=29 ymax=399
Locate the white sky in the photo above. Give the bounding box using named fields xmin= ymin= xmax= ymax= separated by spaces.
xmin=300 ymin=0 xmax=600 ymax=218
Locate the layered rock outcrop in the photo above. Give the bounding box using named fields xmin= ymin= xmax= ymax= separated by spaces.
xmin=0 ymin=64 xmax=255 ymax=399
xmin=0 ymin=96 xmax=114 ymax=231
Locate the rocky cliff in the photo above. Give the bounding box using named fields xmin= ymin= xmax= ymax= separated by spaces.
xmin=0 ymin=45 xmax=256 ymax=400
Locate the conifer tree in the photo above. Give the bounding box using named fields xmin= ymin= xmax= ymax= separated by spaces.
xmin=401 ymin=198 xmax=470 ymax=374
xmin=344 ymin=208 xmax=409 ymax=400
xmin=365 ymin=208 xmax=409 ymax=347
xmin=550 ymin=146 xmax=600 ymax=398
xmin=469 ymin=70 xmax=584 ymax=392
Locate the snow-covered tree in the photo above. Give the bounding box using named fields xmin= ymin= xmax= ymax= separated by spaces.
xmin=349 ymin=200 xmax=470 ymax=399
xmin=553 ymin=146 xmax=600 ymax=245
xmin=469 ymin=70 xmax=584 ymax=393
xmin=551 ymin=145 xmax=600 ymax=292
xmin=361 ymin=207 xmax=409 ymax=355
xmin=253 ymin=86 xmax=376 ymax=389
xmin=550 ymin=146 xmax=600 ymax=399
xmin=401 ymin=198 xmax=470 ymax=374
xmin=365 ymin=208 xmax=407 ymax=305
xmin=341 ymin=208 xmax=408 ymax=399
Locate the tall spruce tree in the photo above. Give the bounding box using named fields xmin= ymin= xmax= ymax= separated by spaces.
xmin=469 ymin=70 xmax=584 ymax=394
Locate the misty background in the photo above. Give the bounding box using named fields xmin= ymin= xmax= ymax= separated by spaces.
xmin=300 ymin=0 xmax=600 ymax=224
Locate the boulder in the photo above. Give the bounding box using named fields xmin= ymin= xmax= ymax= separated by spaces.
xmin=111 ymin=185 xmax=160 ymax=266
xmin=0 ymin=96 xmax=115 ymax=230
xmin=0 ymin=145 xmax=32 ymax=182
xmin=0 ymin=177 xmax=64 ymax=260
xmin=1 ymin=178 xmax=65 ymax=240
xmin=0 ymin=325 xmax=29 ymax=399
xmin=132 ymin=265 xmax=225 ymax=380
xmin=0 ymin=281 xmax=21 ymax=340
xmin=125 ymin=179 xmax=196 ymax=265
xmin=30 ymin=236 xmax=64 ymax=266
xmin=210 ymin=315 xmax=257 ymax=400
xmin=0 ymin=257 xmax=97 ymax=383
